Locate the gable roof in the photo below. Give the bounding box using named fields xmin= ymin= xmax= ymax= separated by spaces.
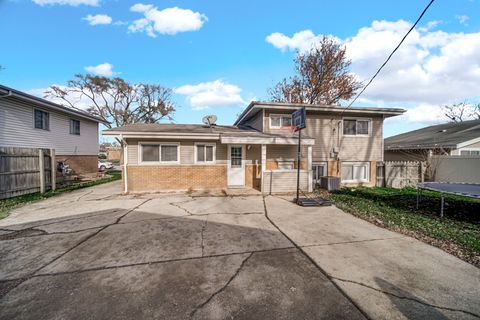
xmin=385 ymin=120 xmax=480 ymax=150
xmin=234 ymin=101 xmax=406 ymax=126
xmin=0 ymin=84 xmax=107 ymax=124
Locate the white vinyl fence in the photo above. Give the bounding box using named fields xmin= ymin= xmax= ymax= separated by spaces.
xmin=429 ymin=155 xmax=480 ymax=183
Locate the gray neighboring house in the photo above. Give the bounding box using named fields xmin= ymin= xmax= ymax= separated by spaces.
xmin=384 ymin=120 xmax=480 ymax=161
xmin=0 ymin=84 xmax=105 ymax=174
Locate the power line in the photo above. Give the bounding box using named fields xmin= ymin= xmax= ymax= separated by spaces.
xmin=341 ymin=0 xmax=435 ymax=114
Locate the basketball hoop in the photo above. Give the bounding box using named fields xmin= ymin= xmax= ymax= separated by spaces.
xmin=286 ymin=126 xmax=299 ymax=136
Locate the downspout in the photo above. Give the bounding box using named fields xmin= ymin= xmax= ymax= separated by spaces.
xmin=122 ymin=134 xmax=128 ymax=194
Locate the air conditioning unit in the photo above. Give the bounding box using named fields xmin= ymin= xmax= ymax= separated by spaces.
xmin=319 ymin=176 xmax=341 ymax=191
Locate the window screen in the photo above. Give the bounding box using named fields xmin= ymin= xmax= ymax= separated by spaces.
xmin=341 ymin=162 xmax=369 ymax=182
xmin=343 ymin=119 xmax=370 ymax=135
xmin=34 ymin=109 xmax=49 ymax=130
xmin=197 ymin=145 xmax=205 ymax=162
xmin=161 ymin=145 xmax=178 ymax=162
xmin=205 ymin=145 xmax=214 ymax=161
xmin=343 ymin=120 xmax=356 ymax=135
xmin=357 ymin=120 xmax=369 ymax=135
xmin=282 ymin=116 xmax=292 ymax=127
xmin=70 ymin=119 xmax=80 ymax=135
xmin=142 ymin=145 xmax=159 ymax=162
xmin=196 ymin=144 xmax=215 ymax=162
xmin=270 ymin=115 xmax=281 ymax=128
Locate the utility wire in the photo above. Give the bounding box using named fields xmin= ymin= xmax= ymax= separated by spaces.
xmin=340 ymin=0 xmax=435 ymax=115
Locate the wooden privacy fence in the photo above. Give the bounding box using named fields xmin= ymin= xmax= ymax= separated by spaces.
xmin=0 ymin=147 xmax=56 ymax=200
xmin=376 ymin=161 xmax=425 ymax=188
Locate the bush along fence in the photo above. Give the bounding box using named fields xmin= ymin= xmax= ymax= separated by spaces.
xmin=0 ymin=147 xmax=56 ymax=200
xmin=376 ymin=161 xmax=426 ymax=188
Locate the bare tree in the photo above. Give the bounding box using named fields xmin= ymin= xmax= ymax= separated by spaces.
xmin=269 ymin=36 xmax=361 ymax=105
xmin=443 ymin=102 xmax=480 ymax=122
xmin=45 ymin=74 xmax=176 ymax=130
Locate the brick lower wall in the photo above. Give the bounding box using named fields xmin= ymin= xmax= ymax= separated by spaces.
xmin=127 ymin=165 xmax=227 ymax=192
xmin=56 ymin=155 xmax=97 ymax=174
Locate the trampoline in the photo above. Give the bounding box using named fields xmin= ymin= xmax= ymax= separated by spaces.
xmin=416 ymin=182 xmax=480 ymax=217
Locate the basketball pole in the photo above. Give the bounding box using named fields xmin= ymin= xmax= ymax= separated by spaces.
xmin=296 ymin=128 xmax=301 ymax=204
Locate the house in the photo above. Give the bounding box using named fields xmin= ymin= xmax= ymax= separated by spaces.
xmin=0 ymin=84 xmax=105 ymax=174
xmin=102 ymin=101 xmax=405 ymax=194
xmin=384 ymin=120 xmax=480 ymax=161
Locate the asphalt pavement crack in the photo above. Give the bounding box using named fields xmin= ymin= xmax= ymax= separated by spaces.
xmin=201 ymin=216 xmax=208 ymax=257
xmin=333 ymin=277 xmax=480 ymax=319
xmin=0 ymin=199 xmax=152 ymax=298
xmin=190 ymin=252 xmax=254 ymax=318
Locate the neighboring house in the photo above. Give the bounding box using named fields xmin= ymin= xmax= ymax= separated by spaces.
xmin=0 ymin=84 xmax=105 ymax=174
xmin=384 ymin=120 xmax=480 ymax=161
xmin=103 ymin=101 xmax=404 ymax=193
xmin=106 ymin=147 xmax=121 ymax=161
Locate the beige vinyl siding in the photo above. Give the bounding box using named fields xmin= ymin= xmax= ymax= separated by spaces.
xmin=243 ymin=111 xmax=263 ymax=131
xmin=266 ymin=145 xmax=296 ymax=161
xmin=302 ymin=114 xmax=383 ymax=162
xmin=0 ymin=97 xmax=99 ymax=155
xmin=262 ymin=170 xmax=308 ymax=193
xmin=127 ymin=139 xmax=226 ymax=165
xmin=261 ymin=110 xmax=383 ymax=162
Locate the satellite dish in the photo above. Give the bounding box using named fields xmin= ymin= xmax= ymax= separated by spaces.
xmin=202 ymin=115 xmax=217 ymax=127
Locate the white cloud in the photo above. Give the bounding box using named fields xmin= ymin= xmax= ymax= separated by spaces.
xmin=128 ymin=3 xmax=208 ymax=37
xmin=32 ymin=0 xmax=99 ymax=6
xmin=82 ymin=14 xmax=112 ymax=26
xmin=455 ymin=15 xmax=469 ymax=25
xmin=175 ymin=80 xmax=245 ymax=110
xmin=84 ymin=63 xmax=116 ymax=77
xmin=266 ymin=20 xmax=480 ymax=112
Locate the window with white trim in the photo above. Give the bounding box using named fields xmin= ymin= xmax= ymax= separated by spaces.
xmin=270 ymin=114 xmax=292 ymax=129
xmin=341 ymin=162 xmax=370 ymax=182
xmin=140 ymin=143 xmax=179 ymax=163
xmin=312 ymin=162 xmax=327 ymax=183
xmin=34 ymin=109 xmax=49 ymax=130
xmin=343 ymin=119 xmax=370 ymax=136
xmin=196 ymin=144 xmax=216 ymax=163
xmin=69 ymin=119 xmax=80 ymax=135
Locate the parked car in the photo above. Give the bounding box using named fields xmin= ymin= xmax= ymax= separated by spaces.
xmin=98 ymin=160 xmax=114 ymax=172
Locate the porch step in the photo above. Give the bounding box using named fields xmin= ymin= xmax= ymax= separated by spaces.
xmin=295 ymin=197 xmax=332 ymax=207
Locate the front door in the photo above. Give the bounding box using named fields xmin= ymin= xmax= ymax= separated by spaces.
xmin=228 ymin=145 xmax=245 ymax=187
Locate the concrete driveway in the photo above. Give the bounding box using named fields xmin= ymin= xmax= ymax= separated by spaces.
xmin=0 ymin=182 xmax=479 ymax=320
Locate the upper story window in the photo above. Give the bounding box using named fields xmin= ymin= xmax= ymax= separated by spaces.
xmin=69 ymin=119 xmax=80 ymax=135
xmin=34 ymin=109 xmax=49 ymax=130
xmin=270 ymin=114 xmax=292 ymax=129
xmin=343 ymin=119 xmax=370 ymax=136
xmin=195 ymin=143 xmax=216 ymax=163
xmin=140 ymin=143 xmax=179 ymax=164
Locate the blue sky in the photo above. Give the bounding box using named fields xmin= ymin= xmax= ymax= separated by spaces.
xmin=1 ymin=0 xmax=479 ymax=138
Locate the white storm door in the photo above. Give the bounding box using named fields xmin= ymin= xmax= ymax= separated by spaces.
xmin=228 ymin=145 xmax=245 ymax=187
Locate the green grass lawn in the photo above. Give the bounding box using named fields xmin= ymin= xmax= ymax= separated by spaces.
xmin=0 ymin=171 xmax=121 ymax=220
xmin=329 ymin=187 xmax=480 ymax=266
